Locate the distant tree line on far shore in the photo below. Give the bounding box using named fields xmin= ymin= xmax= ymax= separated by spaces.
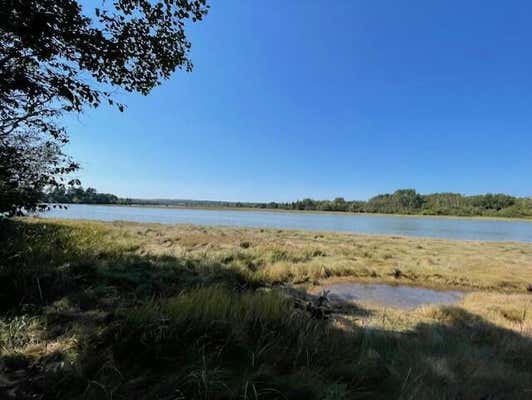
xmin=45 ymin=187 xmax=128 ymax=205
xmin=45 ymin=187 xmax=532 ymax=218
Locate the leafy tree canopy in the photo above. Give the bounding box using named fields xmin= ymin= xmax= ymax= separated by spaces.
xmin=0 ymin=0 xmax=209 ymax=215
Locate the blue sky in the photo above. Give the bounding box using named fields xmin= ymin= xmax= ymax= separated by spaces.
xmin=65 ymin=0 xmax=532 ymax=201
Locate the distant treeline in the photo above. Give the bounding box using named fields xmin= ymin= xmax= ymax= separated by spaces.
xmin=45 ymin=187 xmax=532 ymax=218
xmin=45 ymin=187 xmax=127 ymax=205
xmin=271 ymin=190 xmax=532 ymax=218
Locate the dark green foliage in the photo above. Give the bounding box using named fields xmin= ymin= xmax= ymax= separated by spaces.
xmin=1 ymin=0 xmax=209 ymax=111
xmin=0 ymin=0 xmax=208 ymax=215
xmin=0 ymin=137 xmax=78 ymax=215
xmin=52 ymin=187 xmax=532 ymax=218
xmin=286 ymin=190 xmax=532 ymax=217
xmin=45 ymin=186 xmax=124 ymax=205
xmin=271 ymin=190 xmax=532 ymax=217
xmin=365 ymin=189 xmax=424 ymax=214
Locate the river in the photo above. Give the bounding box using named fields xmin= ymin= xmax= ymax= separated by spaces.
xmin=40 ymin=204 xmax=532 ymax=242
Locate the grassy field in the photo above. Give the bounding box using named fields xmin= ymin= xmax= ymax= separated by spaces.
xmin=1 ymin=218 xmax=531 ymax=399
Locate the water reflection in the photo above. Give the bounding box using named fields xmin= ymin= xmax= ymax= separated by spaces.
xmin=320 ymin=282 xmax=464 ymax=310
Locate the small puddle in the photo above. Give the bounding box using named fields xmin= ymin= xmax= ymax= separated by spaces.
xmin=319 ymin=283 xmax=464 ymax=310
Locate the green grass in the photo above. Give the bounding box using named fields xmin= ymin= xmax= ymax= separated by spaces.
xmin=1 ymin=218 xmax=531 ymax=399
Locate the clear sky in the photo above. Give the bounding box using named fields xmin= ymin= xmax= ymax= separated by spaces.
xmin=65 ymin=0 xmax=532 ymax=202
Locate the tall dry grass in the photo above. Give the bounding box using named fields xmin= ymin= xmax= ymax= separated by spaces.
xmin=1 ymin=218 xmax=531 ymax=399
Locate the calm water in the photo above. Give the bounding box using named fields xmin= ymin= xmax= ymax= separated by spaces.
xmin=320 ymin=283 xmax=464 ymax=310
xmin=41 ymin=204 xmax=532 ymax=242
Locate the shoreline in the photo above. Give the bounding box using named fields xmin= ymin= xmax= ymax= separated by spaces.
xmin=6 ymin=211 xmax=532 ymax=399
xmin=46 ymin=202 xmax=532 ymax=223
xmin=15 ymin=217 xmax=532 ymax=293
xmin=33 ymin=216 xmax=532 ymax=246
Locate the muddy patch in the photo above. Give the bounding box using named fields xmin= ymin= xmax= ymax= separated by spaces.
xmin=317 ymin=282 xmax=464 ymax=310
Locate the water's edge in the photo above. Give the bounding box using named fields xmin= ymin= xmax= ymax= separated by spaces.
xmin=314 ymin=282 xmax=465 ymax=310
xmin=40 ymin=204 xmax=532 ymax=242
xmin=45 ymin=203 xmax=532 ymax=223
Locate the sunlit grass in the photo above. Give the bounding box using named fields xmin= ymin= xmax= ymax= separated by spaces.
xmin=43 ymin=218 xmax=531 ymax=291
xmin=1 ymin=218 xmax=531 ymax=399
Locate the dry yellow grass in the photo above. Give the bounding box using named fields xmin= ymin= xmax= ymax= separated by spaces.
xmin=2 ymin=218 xmax=532 ymax=399
xmin=63 ymin=219 xmax=532 ymax=340
xmin=327 ymin=292 xmax=532 ymax=336
xmin=54 ymin=218 xmax=532 ymax=292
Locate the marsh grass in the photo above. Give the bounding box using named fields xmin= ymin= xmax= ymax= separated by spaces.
xmin=92 ymin=219 xmax=531 ymax=292
xmin=1 ymin=218 xmax=531 ymax=399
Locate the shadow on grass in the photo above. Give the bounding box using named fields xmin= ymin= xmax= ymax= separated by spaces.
xmin=1 ymin=219 xmax=531 ymax=400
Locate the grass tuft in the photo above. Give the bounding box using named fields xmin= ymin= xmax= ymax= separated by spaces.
xmin=1 ymin=218 xmax=531 ymax=399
